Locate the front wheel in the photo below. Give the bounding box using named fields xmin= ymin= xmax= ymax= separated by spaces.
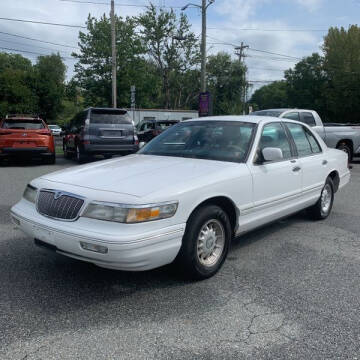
xmin=307 ymin=177 xmax=334 ymax=220
xmin=174 ymin=205 xmax=232 ymax=280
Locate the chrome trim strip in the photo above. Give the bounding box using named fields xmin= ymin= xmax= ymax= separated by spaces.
xmin=11 ymin=211 xmax=185 ymax=245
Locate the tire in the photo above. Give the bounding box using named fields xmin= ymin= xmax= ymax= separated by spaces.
xmin=76 ymin=144 xmax=88 ymax=164
xmin=104 ymin=154 xmax=112 ymax=159
xmin=337 ymin=143 xmax=352 ymax=163
xmin=174 ymin=205 xmax=232 ymax=280
xmin=44 ymin=154 xmax=56 ymax=165
xmin=307 ymin=177 xmax=334 ymax=220
xmin=63 ymin=143 xmax=72 ymax=159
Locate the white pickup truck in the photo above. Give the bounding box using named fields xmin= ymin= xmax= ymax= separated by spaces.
xmin=252 ymin=108 xmax=360 ymax=161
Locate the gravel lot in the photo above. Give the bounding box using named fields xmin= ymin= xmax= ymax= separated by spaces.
xmin=1 ymin=156 xmax=360 ymax=359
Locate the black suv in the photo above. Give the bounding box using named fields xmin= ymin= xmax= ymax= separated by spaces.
xmin=63 ymin=108 xmax=139 ymax=163
xmin=136 ymin=119 xmax=179 ymax=143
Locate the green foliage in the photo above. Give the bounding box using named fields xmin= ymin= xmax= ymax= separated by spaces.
xmin=323 ymin=26 xmax=360 ymax=123
xmin=250 ymin=81 xmax=288 ymax=110
xmin=207 ymin=52 xmax=247 ymax=115
xmin=137 ymin=4 xmax=200 ymax=109
xmin=0 ymin=52 xmax=66 ymax=121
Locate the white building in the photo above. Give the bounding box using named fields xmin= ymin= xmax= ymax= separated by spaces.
xmin=126 ymin=108 xmax=198 ymax=125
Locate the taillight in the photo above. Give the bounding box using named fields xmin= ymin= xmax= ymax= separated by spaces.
xmin=0 ymin=130 xmax=11 ymax=135
xmin=38 ymin=131 xmax=52 ymax=136
xmin=82 ymin=140 xmax=90 ymax=145
xmin=134 ymin=135 xmax=139 ymax=145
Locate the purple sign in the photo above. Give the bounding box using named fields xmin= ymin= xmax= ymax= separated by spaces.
xmin=198 ymin=92 xmax=210 ymax=117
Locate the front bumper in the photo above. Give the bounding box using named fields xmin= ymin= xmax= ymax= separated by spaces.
xmin=11 ymin=199 xmax=185 ymax=271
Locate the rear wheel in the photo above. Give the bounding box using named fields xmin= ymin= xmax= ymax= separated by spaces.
xmin=63 ymin=143 xmax=72 ymax=159
xmin=104 ymin=154 xmax=112 ymax=159
xmin=44 ymin=153 xmax=56 ymax=165
xmin=307 ymin=177 xmax=334 ymax=220
xmin=174 ymin=205 xmax=232 ymax=280
xmin=76 ymin=145 xmax=88 ymax=164
xmin=336 ymin=142 xmax=352 ymax=163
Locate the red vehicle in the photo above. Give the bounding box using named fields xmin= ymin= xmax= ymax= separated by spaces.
xmin=0 ymin=115 xmax=55 ymax=164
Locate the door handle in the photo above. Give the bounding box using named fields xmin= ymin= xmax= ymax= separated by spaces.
xmin=290 ymin=159 xmax=297 ymax=163
xmin=292 ymin=166 xmax=301 ymax=172
xmin=322 ymin=160 xmax=328 ymax=165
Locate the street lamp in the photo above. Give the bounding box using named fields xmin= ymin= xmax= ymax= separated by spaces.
xmin=181 ymin=0 xmax=215 ymax=93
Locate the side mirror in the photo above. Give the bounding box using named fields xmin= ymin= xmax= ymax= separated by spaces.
xmin=262 ymin=147 xmax=283 ymax=162
xmin=139 ymin=141 xmax=146 ymax=149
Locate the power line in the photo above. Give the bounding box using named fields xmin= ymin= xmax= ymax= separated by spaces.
xmin=208 ymin=26 xmax=327 ymax=32
xmin=248 ymin=47 xmax=301 ymax=60
xmin=0 ymin=46 xmax=75 ymax=60
xmin=0 ymin=17 xmax=86 ymax=29
xmin=0 ymin=30 xmax=79 ymax=49
xmin=59 ymin=0 xmax=183 ymax=8
xmin=0 ymin=38 xmax=73 ymax=55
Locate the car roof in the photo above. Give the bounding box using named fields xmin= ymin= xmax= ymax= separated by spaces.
xmin=184 ymin=115 xmax=276 ymax=124
xmin=254 ymin=108 xmax=314 ymax=113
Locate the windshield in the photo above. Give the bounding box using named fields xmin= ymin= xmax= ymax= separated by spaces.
xmin=2 ymin=120 xmax=44 ymax=129
xmin=252 ymin=110 xmax=283 ymax=117
xmin=90 ymin=109 xmax=132 ymax=125
xmin=139 ymin=121 xmax=255 ymax=163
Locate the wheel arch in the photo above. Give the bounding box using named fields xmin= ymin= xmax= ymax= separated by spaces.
xmin=336 ymin=139 xmax=353 ymax=153
xmin=188 ymin=196 xmax=239 ymax=236
xmin=328 ymin=170 xmax=340 ymax=193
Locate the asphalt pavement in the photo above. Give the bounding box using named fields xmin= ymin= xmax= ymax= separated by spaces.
xmin=0 ymin=156 xmax=360 ymax=359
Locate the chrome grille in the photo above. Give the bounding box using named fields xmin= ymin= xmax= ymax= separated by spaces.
xmin=37 ymin=190 xmax=84 ymax=220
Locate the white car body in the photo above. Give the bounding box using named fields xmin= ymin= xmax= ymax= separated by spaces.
xmin=48 ymin=125 xmax=62 ymax=136
xmin=11 ymin=116 xmax=350 ymax=272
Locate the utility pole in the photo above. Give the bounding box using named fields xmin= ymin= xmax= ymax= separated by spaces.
xmin=200 ymin=0 xmax=207 ymax=93
xmin=111 ymin=0 xmax=117 ymax=108
xmin=235 ymin=42 xmax=248 ymax=114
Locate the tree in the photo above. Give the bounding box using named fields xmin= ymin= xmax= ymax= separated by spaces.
xmin=0 ymin=53 xmax=38 ymax=117
xmin=323 ymin=25 xmax=360 ymax=123
xmin=207 ymin=52 xmax=246 ymax=115
xmin=250 ymin=81 xmax=288 ymax=110
xmin=73 ymin=13 xmax=153 ymax=108
xmin=284 ymin=53 xmax=328 ymax=119
xmin=34 ymin=54 xmax=66 ymax=121
xmin=138 ymin=4 xmax=200 ymax=109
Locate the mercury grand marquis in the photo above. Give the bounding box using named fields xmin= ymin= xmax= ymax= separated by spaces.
xmin=11 ymin=115 xmax=350 ymax=279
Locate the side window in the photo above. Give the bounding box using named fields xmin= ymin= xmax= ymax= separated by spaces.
xmin=283 ymin=112 xmax=300 ymax=121
xmin=258 ymin=122 xmax=292 ymax=160
xmin=300 ymin=112 xmax=316 ymax=127
xmin=139 ymin=122 xmax=147 ymax=131
xmin=286 ymin=123 xmax=312 ymax=157
xmin=146 ymin=122 xmax=155 ymax=130
xmin=305 ymin=128 xmax=322 ymax=153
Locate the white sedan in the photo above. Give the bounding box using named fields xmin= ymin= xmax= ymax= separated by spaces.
xmin=11 ymin=116 xmax=350 ymax=279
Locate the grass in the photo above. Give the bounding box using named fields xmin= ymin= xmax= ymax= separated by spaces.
xmin=55 ymin=145 xmax=64 ymax=155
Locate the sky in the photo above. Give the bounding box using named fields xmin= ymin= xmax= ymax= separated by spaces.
xmin=0 ymin=0 xmax=359 ymax=97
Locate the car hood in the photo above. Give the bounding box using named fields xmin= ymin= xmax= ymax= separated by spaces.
xmin=40 ymin=154 xmax=237 ymax=198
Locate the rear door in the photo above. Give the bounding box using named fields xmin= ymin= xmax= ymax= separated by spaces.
xmin=284 ymin=122 xmax=327 ymax=196
xmin=88 ymin=109 xmax=135 ymax=145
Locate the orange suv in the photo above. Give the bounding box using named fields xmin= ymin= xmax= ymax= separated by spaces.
xmin=0 ymin=115 xmax=55 ymax=164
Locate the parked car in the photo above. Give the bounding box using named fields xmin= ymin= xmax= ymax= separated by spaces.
xmin=62 ymin=108 xmax=139 ymax=163
xmin=48 ymin=124 xmax=62 ymax=136
xmin=11 ymin=115 xmax=349 ymax=279
xmin=136 ymin=119 xmax=179 ymax=143
xmin=252 ymin=108 xmax=360 ymax=161
xmin=0 ymin=115 xmax=55 ymax=164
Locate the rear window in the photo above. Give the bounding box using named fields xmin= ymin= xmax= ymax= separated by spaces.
xmin=2 ymin=120 xmax=44 ymax=129
xmin=156 ymin=121 xmax=178 ymax=130
xmin=90 ymin=109 xmax=132 ymax=125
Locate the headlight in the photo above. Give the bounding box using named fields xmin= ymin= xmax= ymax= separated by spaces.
xmin=82 ymin=201 xmax=178 ymax=223
xmin=23 ymin=184 xmax=38 ymax=203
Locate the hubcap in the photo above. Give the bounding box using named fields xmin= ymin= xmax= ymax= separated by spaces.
xmin=197 ymin=219 xmax=225 ymax=267
xmin=321 ymin=184 xmax=332 ymax=214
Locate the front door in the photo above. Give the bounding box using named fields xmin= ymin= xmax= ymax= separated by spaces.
xmin=244 ymin=122 xmax=302 ymax=231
